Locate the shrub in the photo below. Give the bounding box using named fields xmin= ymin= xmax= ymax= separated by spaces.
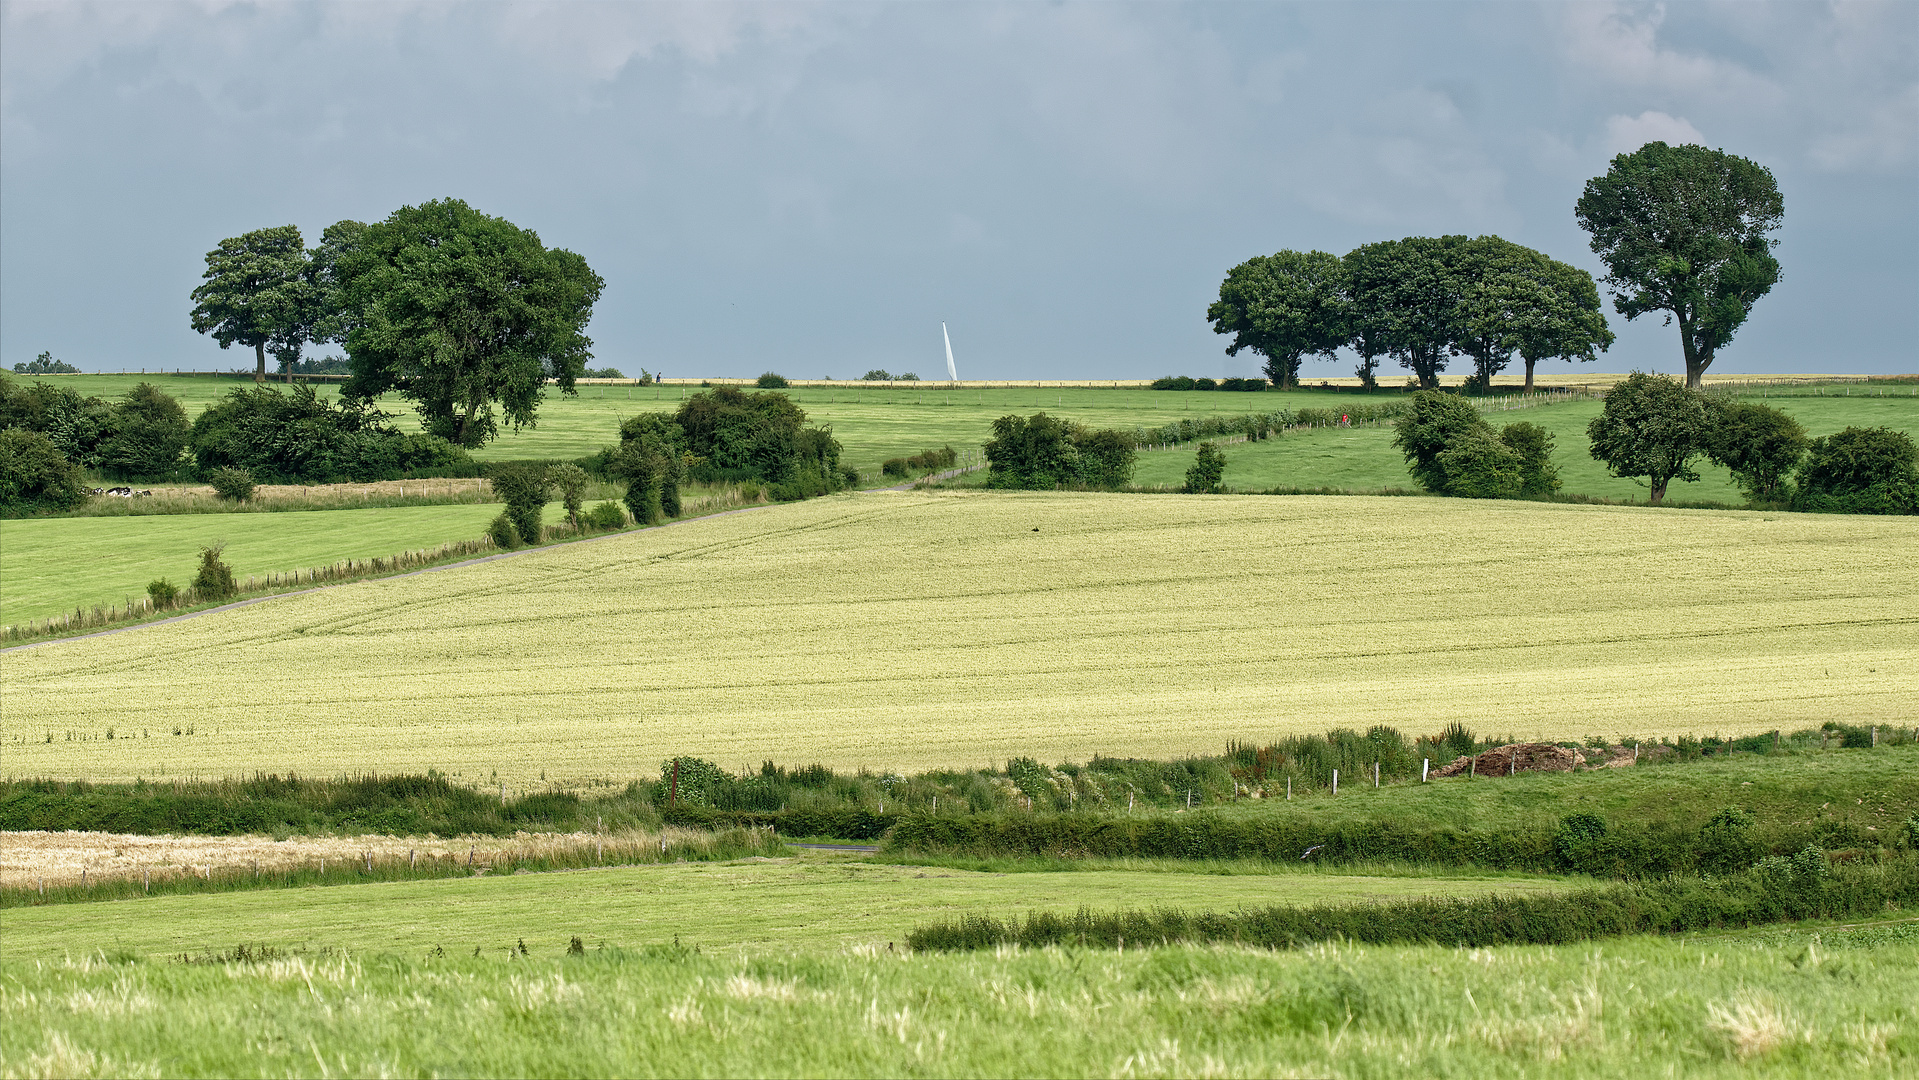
xmin=898 ymin=372 xmax=920 ymax=381
xmin=882 ymin=458 xmax=908 ymax=478
xmin=190 ymin=383 xmax=472 ymax=483
xmin=1791 ymin=426 xmax=1918 ymax=514
xmin=99 ymin=382 xmax=191 ymax=480
xmin=614 ymin=413 xmax=686 ymax=525
xmin=656 ymin=757 xmax=732 ymax=807
xmin=487 ymin=511 xmax=519 ymax=549
xmin=1183 ymin=441 xmax=1226 ymax=494
xmin=1705 ymin=400 xmax=1806 ymax=503
xmin=0 ymin=428 xmax=89 ymax=513
xmin=861 ymin=370 xmax=892 ymax=381
xmin=1438 ymin=722 xmax=1476 ymax=759
xmin=1553 ymin=812 xmax=1610 ymax=874
xmin=1696 ymin=806 xmax=1760 ymax=874
xmin=1151 ymin=376 xmax=1197 ymax=391
xmin=1193 ymin=377 xmax=1218 ymax=390
xmin=1434 ymin=428 xmax=1521 ymax=498
xmin=146 ymin=579 xmax=180 ymax=608
xmin=582 ymin=501 xmax=626 ymax=530
xmin=985 ymin=412 xmax=1136 ymax=491
xmin=674 ymin=387 xmax=844 ymax=491
xmin=1219 ymin=377 xmax=1267 ymax=392
xmin=192 ymin=544 xmax=237 ymax=602
xmin=1499 ymin=421 xmax=1561 ymax=497
xmin=1392 ymin=390 xmax=1488 ymax=493
xmin=207 ymin=466 xmax=257 ymax=502
xmin=548 ymin=462 xmax=590 ymax=529
xmin=488 ymin=463 xmax=549 ymax=544
xmin=755 ymin=372 xmax=790 ymax=389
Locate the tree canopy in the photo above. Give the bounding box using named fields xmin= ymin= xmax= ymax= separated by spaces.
xmin=1585 ymin=372 xmax=1712 ymax=504
xmin=983 ymin=413 xmax=1136 ymax=490
xmin=1206 ymin=250 xmax=1349 ymax=388
xmin=189 ymin=226 xmax=316 ymax=385
xmin=1344 ymin=236 xmax=1470 ymax=390
xmin=1575 ymin=142 xmax=1783 ymax=388
xmin=336 ymin=199 xmax=603 ymax=448
xmin=1457 ymin=240 xmax=1613 ymax=393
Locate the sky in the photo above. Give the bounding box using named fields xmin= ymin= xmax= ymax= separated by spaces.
xmin=2 ymin=1 xmax=1914 ymax=381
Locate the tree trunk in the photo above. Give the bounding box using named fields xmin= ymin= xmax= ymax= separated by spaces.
xmin=1649 ymin=474 xmax=1668 ymax=505
xmin=1523 ymin=357 xmax=1536 ymax=394
xmin=1676 ymin=311 xmax=1706 ymax=389
xmin=253 ymin=341 xmax=267 ymax=385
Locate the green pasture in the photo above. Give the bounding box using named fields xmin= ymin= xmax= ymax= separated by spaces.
xmin=0 ymin=856 xmax=1561 ymax=961
xmin=1130 ymin=395 xmax=1917 ymax=501
xmin=0 ymin=503 xmax=501 ymax=624
xmin=2 ymin=911 xmax=1913 ymax=1077
xmin=1195 ymin=744 xmax=1919 ymax=840
xmin=29 ymin=374 xmax=1917 ymax=491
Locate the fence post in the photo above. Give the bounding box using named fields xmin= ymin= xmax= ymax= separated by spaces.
xmin=1422 ymin=758 xmax=1429 ymax=783
xmin=1331 ymin=770 xmax=1338 ymax=795
xmin=1287 ymin=777 xmax=1291 ymax=800
xmin=1374 ymin=762 xmax=1379 ymax=788
xmin=144 ymin=869 xmax=150 ymax=892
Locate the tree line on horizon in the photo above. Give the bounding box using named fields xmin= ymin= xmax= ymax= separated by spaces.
xmin=1210 ymin=143 xmax=1785 ymax=393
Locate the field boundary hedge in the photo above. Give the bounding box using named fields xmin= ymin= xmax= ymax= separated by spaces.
xmin=908 ymin=856 xmax=1919 ymax=952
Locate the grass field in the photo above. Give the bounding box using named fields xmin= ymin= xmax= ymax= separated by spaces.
xmin=37 ymin=372 xmax=1914 ymax=490
xmin=0 ymin=503 xmax=503 ymax=624
xmin=2 ymin=903 xmax=1913 ymax=1076
xmin=0 ymin=855 xmax=1566 ymax=960
xmin=4 ymin=492 xmax=1912 ymax=785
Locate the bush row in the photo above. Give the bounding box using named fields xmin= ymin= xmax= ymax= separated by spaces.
xmin=906 ymin=853 xmax=1919 ymax=952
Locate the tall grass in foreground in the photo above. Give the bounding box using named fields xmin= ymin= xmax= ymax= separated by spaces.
xmin=907 ymin=855 xmax=1919 ymax=952
xmin=3 ymin=923 xmax=1914 ymax=1077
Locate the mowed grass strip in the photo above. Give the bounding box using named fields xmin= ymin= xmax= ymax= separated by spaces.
xmin=0 ymin=503 xmax=504 ymax=624
xmin=0 ymin=856 xmax=1564 ymax=960
xmin=3 ymin=492 xmax=1913 ymax=784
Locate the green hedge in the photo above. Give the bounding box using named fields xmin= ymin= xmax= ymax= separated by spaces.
xmin=908 ymin=854 xmax=1919 ymax=952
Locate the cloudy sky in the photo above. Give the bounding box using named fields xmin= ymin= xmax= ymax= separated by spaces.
xmin=2 ymin=1 xmax=1914 ymax=380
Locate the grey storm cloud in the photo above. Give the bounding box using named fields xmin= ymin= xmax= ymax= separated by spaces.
xmin=2 ymin=0 xmax=1914 ymax=379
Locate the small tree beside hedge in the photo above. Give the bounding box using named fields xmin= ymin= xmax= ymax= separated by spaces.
xmin=487 ymin=463 xmax=550 ymax=544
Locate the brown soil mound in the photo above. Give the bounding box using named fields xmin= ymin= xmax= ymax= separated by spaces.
xmin=1433 ymin=743 xmax=1586 ymax=778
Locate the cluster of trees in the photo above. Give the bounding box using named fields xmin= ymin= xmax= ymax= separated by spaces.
xmin=600 ymin=386 xmax=856 ymax=524
xmin=190 ymin=384 xmax=471 ymax=484
xmin=1149 ymin=376 xmax=1267 ymax=392
xmin=1391 ymin=392 xmax=1561 ymax=500
xmin=1586 ymin=373 xmax=1916 ymax=512
xmin=983 ymin=413 xmax=1137 ymax=490
xmin=13 ymin=352 xmax=79 ymax=375
xmin=0 ymin=376 xmax=193 ymax=511
xmin=1209 ymin=237 xmax=1614 ymax=394
xmin=190 ymin=198 xmax=602 ymax=448
xmin=861 ymin=370 xmax=921 ymax=381
xmin=1213 ymin=144 xmax=1785 ymax=393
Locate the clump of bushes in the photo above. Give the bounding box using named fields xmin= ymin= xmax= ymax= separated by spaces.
xmin=984 ymin=413 xmax=1136 ymax=490
xmin=1150 ymin=376 xmax=1268 ymax=391
xmin=1393 ymin=390 xmax=1558 ymax=498
xmin=190 ymin=383 xmax=471 ymax=484
xmin=1183 ymin=441 xmax=1226 ymax=493
xmin=582 ymin=501 xmax=627 ymax=530
xmin=0 ymin=428 xmax=90 ymax=513
xmin=755 ymin=372 xmax=790 ymax=389
xmin=192 ymin=544 xmax=237 ymax=602
xmin=487 ymin=463 xmax=550 ymax=544
xmin=207 ymin=466 xmax=257 ymax=502
xmin=884 ymin=446 xmax=959 ymax=479
xmin=487 ymin=512 xmax=519 ymax=550
xmin=1791 ymin=426 xmax=1918 ymax=515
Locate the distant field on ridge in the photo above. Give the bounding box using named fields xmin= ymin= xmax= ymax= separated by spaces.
xmin=4 ymin=491 xmax=1911 ymax=787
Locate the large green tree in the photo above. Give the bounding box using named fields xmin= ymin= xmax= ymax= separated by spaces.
xmin=336 ymin=199 xmax=603 ymax=448
xmin=1575 ymin=142 xmax=1783 ymax=388
xmin=1344 ymin=236 xmax=1469 ymax=389
xmin=1704 ymin=400 xmax=1806 ymax=504
xmin=189 ymin=226 xmax=315 ymax=384
xmin=1458 ymin=240 xmax=1613 ymax=393
xmin=1206 ymin=250 xmax=1349 ymax=388
xmin=1585 ymin=372 xmax=1711 ymax=505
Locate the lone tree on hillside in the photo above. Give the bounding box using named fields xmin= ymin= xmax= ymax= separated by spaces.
xmin=189 ymin=226 xmax=316 ymax=384
xmin=1585 ymin=372 xmax=1712 ymax=505
xmin=1206 ymin=250 xmax=1349 ymax=389
xmin=336 ymin=199 xmax=603 ymax=448
xmin=1575 ymin=142 xmax=1783 ymax=388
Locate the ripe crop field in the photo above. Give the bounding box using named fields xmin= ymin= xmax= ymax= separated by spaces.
xmin=4 ymin=492 xmax=1912 ymax=786
xmin=0 ymin=503 xmax=502 ymax=625
xmin=3 ymin=912 xmax=1914 ymax=1076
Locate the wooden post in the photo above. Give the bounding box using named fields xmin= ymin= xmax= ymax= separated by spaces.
xmin=410 ymin=849 xmax=416 ymax=869
xmin=365 ymin=851 xmax=372 ymax=873
xmin=1374 ymin=762 xmax=1380 ymax=788
xmin=1286 ymin=777 xmax=1291 ymax=800
xmin=1331 ymin=770 xmax=1338 ymax=795
xmin=1872 ymin=725 xmax=1878 ymax=747
xmin=81 ymin=869 xmax=86 ymax=888
xmin=144 ymin=869 xmax=150 ymax=892
xmin=1469 ymin=756 xmax=1475 ymax=780
xmin=467 ymin=846 xmax=474 ymax=868
xmin=1422 ymin=758 xmax=1429 ymax=783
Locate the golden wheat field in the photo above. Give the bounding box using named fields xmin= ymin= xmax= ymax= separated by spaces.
xmin=2 ymin=491 xmax=1913 ymax=787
